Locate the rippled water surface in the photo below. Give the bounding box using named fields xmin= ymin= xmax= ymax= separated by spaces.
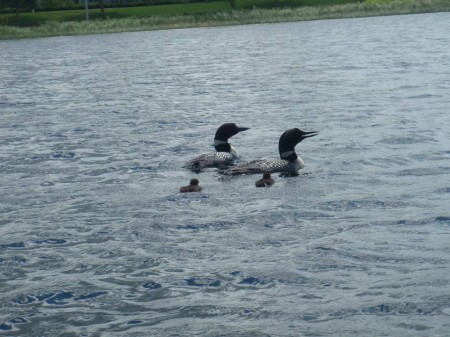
xmin=1 ymin=12 xmax=450 ymax=337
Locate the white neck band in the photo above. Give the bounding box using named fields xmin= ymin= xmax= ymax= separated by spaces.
xmin=281 ymin=150 xmax=296 ymax=159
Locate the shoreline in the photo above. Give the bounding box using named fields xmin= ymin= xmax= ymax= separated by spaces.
xmin=1 ymin=0 xmax=449 ymax=40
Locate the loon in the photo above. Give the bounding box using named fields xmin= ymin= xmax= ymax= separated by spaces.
xmin=255 ymin=172 xmax=275 ymax=187
xmin=223 ymin=128 xmax=318 ymax=176
xmin=183 ymin=123 xmax=250 ymax=172
xmin=180 ymin=178 xmax=202 ymax=193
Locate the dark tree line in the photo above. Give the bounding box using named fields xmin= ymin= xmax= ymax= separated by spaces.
xmin=1 ymin=0 xmax=37 ymax=16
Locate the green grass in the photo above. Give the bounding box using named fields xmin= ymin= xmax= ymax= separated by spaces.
xmin=0 ymin=0 xmax=384 ymax=26
xmin=100 ymin=1 xmax=232 ymax=16
xmin=1 ymin=0 xmax=449 ymax=40
xmin=0 ymin=1 xmax=233 ymax=26
xmin=235 ymin=0 xmax=357 ymax=9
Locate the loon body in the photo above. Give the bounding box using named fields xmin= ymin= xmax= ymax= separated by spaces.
xmin=183 ymin=123 xmax=249 ymax=172
xmin=224 ymin=128 xmax=317 ymax=176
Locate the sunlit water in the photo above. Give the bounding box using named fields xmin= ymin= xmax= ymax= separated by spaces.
xmin=1 ymin=12 xmax=450 ymax=337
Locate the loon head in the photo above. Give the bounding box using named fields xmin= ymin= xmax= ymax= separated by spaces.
xmin=214 ymin=123 xmax=250 ymax=152
xmin=189 ymin=178 xmax=199 ymax=186
xmin=180 ymin=178 xmax=202 ymax=193
xmin=278 ymin=128 xmax=318 ymax=161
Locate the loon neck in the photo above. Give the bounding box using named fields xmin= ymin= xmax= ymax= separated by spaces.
xmin=280 ymin=150 xmax=298 ymax=161
xmin=214 ymin=139 xmax=231 ymax=153
xmin=214 ymin=140 xmax=238 ymax=156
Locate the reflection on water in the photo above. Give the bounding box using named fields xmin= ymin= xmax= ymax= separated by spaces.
xmin=1 ymin=12 xmax=450 ymax=337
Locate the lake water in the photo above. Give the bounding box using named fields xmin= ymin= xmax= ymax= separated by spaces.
xmin=1 ymin=12 xmax=450 ymax=337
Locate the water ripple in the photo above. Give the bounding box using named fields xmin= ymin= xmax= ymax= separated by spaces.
xmin=1 ymin=12 xmax=450 ymax=337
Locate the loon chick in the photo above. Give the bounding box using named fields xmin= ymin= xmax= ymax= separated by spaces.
xmin=180 ymin=178 xmax=202 ymax=193
xmin=183 ymin=123 xmax=250 ymax=172
xmin=224 ymin=128 xmax=318 ymax=176
xmin=255 ymin=172 xmax=275 ymax=187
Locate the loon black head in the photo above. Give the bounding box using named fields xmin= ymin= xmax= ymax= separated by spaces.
xmin=214 ymin=123 xmax=250 ymax=152
xmin=278 ymin=128 xmax=318 ymax=161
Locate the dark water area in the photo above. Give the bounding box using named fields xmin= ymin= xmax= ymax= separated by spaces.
xmin=1 ymin=12 xmax=450 ymax=336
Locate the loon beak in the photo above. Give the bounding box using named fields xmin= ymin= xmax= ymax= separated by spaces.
xmin=237 ymin=127 xmax=250 ymax=132
xmin=302 ymin=131 xmax=318 ymax=139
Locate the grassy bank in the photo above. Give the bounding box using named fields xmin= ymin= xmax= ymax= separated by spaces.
xmin=234 ymin=0 xmax=357 ymax=9
xmin=0 ymin=2 xmax=233 ymax=27
xmin=1 ymin=0 xmax=357 ymax=26
xmin=1 ymin=0 xmax=449 ymax=40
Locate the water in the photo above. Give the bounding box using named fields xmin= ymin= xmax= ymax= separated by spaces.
xmin=1 ymin=12 xmax=450 ymax=337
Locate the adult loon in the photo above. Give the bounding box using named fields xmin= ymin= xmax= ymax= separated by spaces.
xmin=183 ymin=123 xmax=250 ymax=172
xmin=223 ymin=128 xmax=318 ymax=176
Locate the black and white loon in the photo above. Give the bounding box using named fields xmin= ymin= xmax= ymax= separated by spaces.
xmin=183 ymin=123 xmax=250 ymax=172
xmin=223 ymin=128 xmax=317 ymax=175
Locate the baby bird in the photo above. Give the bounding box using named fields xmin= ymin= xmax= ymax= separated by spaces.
xmin=255 ymin=172 xmax=275 ymax=187
xmin=180 ymin=178 xmax=202 ymax=193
